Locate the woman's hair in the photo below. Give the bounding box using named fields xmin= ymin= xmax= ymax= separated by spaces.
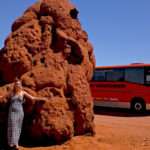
xmin=13 ymin=78 xmax=22 ymax=93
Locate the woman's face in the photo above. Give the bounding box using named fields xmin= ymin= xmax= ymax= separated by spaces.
xmin=14 ymin=80 xmax=22 ymax=90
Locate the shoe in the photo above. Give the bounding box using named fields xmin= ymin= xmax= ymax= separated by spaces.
xmin=14 ymin=145 xmax=19 ymax=150
xmin=8 ymin=145 xmax=19 ymax=150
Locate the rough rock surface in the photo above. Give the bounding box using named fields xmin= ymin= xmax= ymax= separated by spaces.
xmin=0 ymin=0 xmax=95 ymax=146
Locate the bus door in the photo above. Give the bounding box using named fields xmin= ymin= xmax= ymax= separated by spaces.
xmin=145 ymin=67 xmax=150 ymax=85
xmin=103 ymin=68 xmax=126 ymax=104
xmin=91 ymin=68 xmax=126 ymax=107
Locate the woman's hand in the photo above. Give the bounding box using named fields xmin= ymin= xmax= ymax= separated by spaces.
xmin=39 ymin=97 xmax=48 ymax=101
xmin=0 ymin=95 xmax=3 ymax=100
xmin=36 ymin=97 xmax=48 ymax=106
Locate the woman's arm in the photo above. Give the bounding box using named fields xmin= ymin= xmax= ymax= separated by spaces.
xmin=23 ymin=91 xmax=47 ymax=101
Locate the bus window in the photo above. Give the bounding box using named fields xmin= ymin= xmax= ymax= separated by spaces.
xmin=92 ymin=70 xmax=105 ymax=81
xmin=106 ymin=69 xmax=124 ymax=81
xmin=125 ymin=68 xmax=144 ymax=84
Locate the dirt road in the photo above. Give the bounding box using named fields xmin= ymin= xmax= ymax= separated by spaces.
xmin=20 ymin=108 xmax=150 ymax=150
xmin=94 ymin=108 xmax=150 ymax=150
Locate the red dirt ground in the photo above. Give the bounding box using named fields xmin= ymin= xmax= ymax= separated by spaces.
xmin=20 ymin=108 xmax=150 ymax=150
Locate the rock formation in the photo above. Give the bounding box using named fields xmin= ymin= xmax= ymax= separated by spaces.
xmin=0 ymin=0 xmax=95 ymax=145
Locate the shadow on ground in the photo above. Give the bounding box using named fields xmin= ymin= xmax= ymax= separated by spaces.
xmin=94 ymin=106 xmax=150 ymax=117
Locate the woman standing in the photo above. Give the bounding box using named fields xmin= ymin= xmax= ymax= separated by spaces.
xmin=2 ymin=79 xmax=47 ymax=150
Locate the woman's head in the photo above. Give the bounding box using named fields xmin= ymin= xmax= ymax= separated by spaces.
xmin=13 ymin=78 xmax=22 ymax=93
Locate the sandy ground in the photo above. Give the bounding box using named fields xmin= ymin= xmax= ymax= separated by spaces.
xmin=20 ymin=107 xmax=150 ymax=150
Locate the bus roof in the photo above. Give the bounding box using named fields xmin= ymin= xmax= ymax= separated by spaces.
xmin=96 ymin=63 xmax=150 ymax=69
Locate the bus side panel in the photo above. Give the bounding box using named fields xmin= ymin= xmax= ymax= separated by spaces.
xmin=90 ymin=81 xmax=150 ymax=109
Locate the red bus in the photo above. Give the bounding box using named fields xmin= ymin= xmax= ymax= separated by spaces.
xmin=90 ymin=63 xmax=150 ymax=112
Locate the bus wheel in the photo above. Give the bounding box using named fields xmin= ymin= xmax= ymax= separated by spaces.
xmin=131 ymin=99 xmax=146 ymax=113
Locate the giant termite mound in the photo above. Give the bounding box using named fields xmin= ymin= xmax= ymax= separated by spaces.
xmin=0 ymin=0 xmax=95 ymax=145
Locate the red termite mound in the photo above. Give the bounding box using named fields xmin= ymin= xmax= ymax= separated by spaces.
xmin=0 ymin=0 xmax=95 ymax=145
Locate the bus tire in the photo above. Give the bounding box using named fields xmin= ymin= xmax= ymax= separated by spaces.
xmin=131 ymin=98 xmax=146 ymax=113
